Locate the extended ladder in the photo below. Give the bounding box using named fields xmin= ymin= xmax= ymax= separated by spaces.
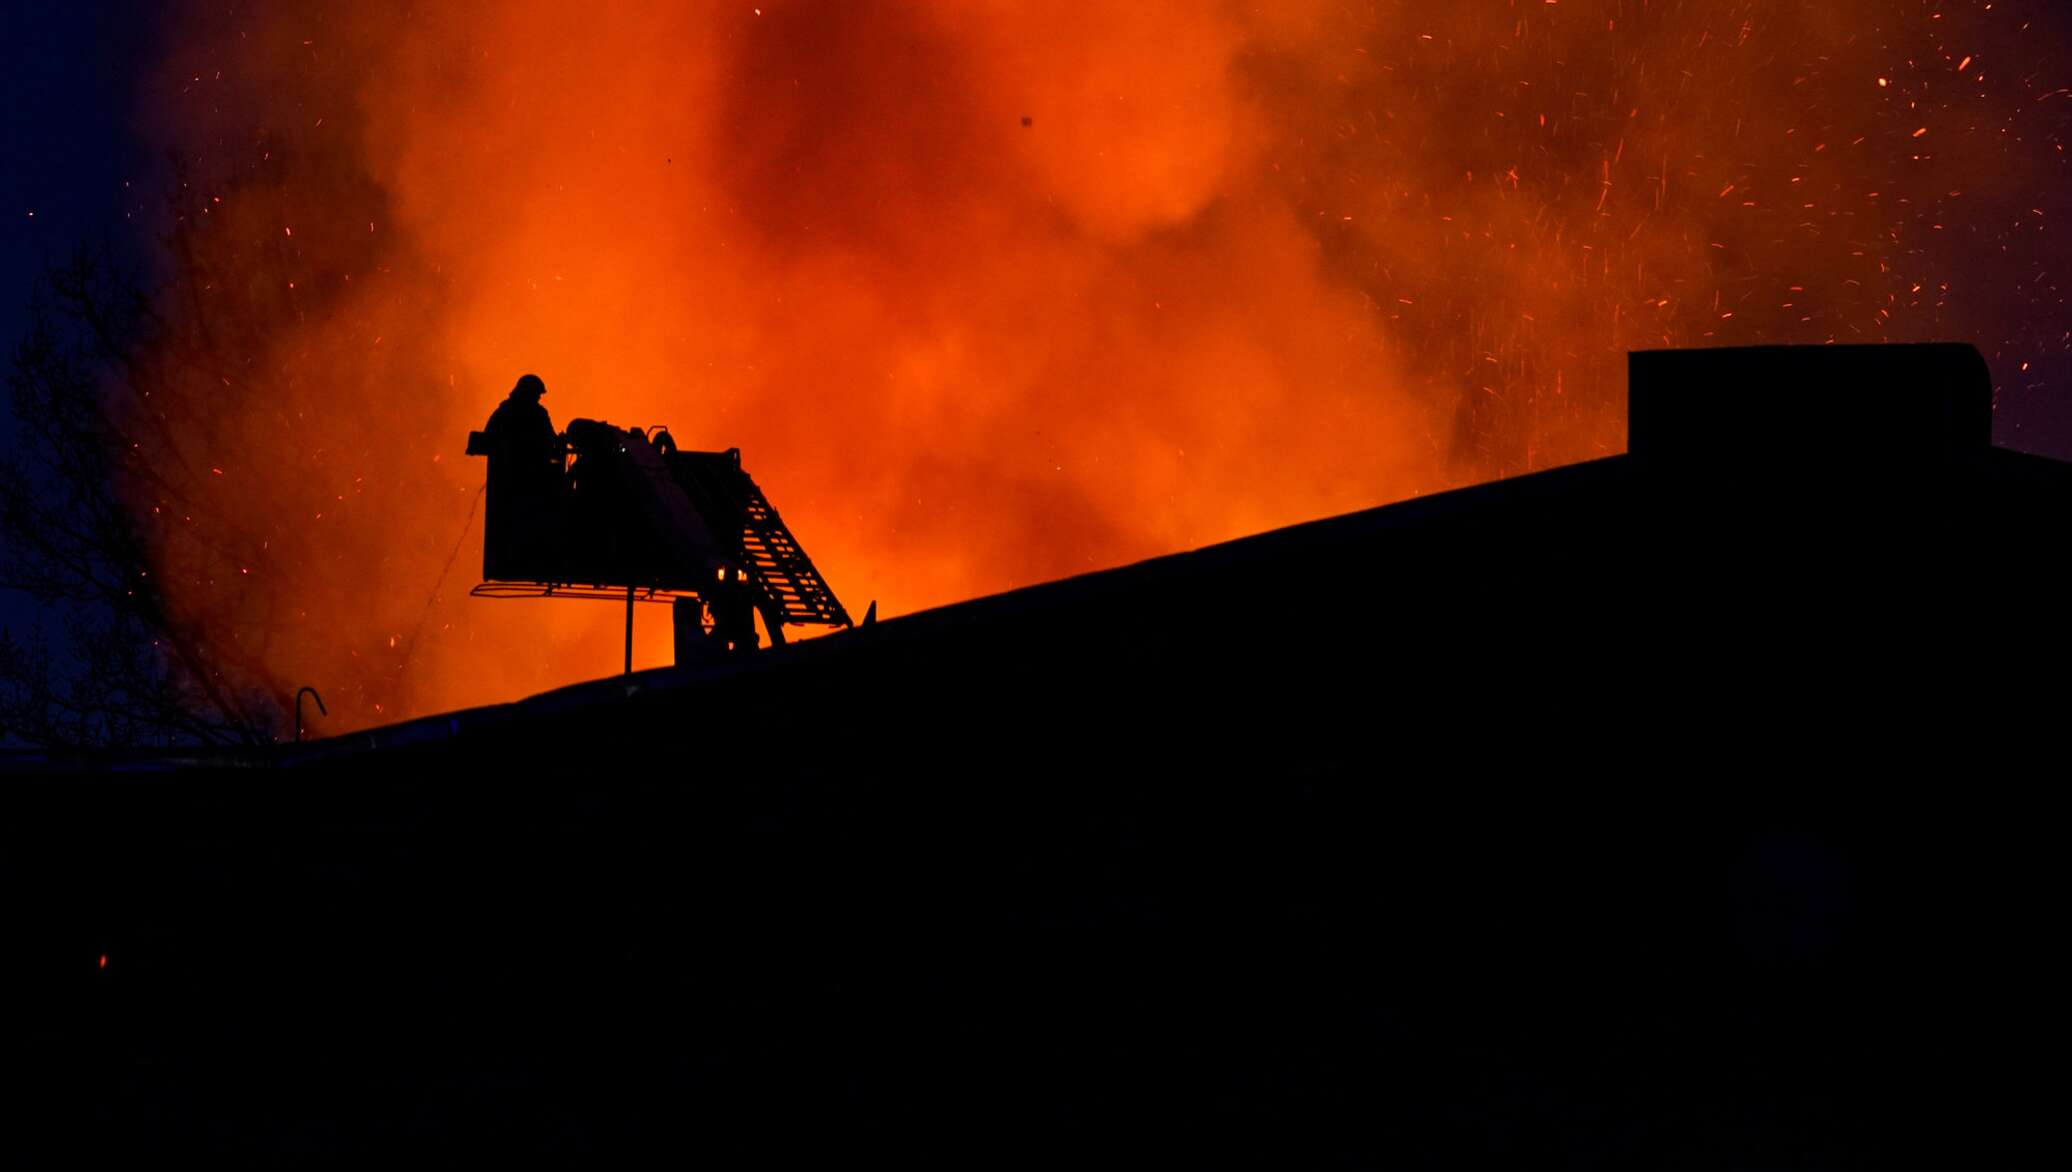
xmin=664 ymin=447 xmax=852 ymax=631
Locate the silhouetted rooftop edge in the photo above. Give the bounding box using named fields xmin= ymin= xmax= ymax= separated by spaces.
xmin=7 ymin=342 xmax=2066 ymax=771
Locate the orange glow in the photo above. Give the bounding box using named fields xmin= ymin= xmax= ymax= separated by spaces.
xmin=132 ymin=1 xmax=2072 ymax=732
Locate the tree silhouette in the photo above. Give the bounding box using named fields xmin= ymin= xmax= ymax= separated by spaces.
xmin=4 ymin=128 xmax=469 ymax=751
xmin=0 ymin=146 xmax=394 ymax=748
xmin=2 ymin=236 xmax=281 ymax=746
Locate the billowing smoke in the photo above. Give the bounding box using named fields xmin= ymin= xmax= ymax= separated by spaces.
xmin=136 ymin=1 xmax=2072 ymax=730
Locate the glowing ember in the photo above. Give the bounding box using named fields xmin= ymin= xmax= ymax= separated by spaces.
xmin=131 ymin=0 xmax=2072 ymax=731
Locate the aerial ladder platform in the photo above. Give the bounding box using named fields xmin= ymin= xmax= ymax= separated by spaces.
xmin=466 ymin=417 xmax=853 ymax=669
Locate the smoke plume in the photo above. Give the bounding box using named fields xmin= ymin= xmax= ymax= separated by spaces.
xmin=138 ymin=1 xmax=2072 ymax=729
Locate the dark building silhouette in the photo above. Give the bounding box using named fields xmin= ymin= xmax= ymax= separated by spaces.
xmin=8 ymin=344 xmax=2066 ymax=1164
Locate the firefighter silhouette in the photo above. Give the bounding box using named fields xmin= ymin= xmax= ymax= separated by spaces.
xmin=479 ymin=374 xmax=565 ymax=579
xmin=484 ymin=374 xmax=561 ymax=482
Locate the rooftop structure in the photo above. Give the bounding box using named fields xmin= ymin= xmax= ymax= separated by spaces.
xmin=9 ymin=344 xmax=2064 ymax=1163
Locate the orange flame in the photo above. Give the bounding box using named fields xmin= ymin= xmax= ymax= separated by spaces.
xmin=136 ymin=1 xmax=2072 ymax=731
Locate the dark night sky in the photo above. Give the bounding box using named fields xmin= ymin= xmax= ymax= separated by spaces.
xmin=2 ymin=2 xmax=152 ymax=366
xmin=2 ymin=2 xmax=153 ymax=640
